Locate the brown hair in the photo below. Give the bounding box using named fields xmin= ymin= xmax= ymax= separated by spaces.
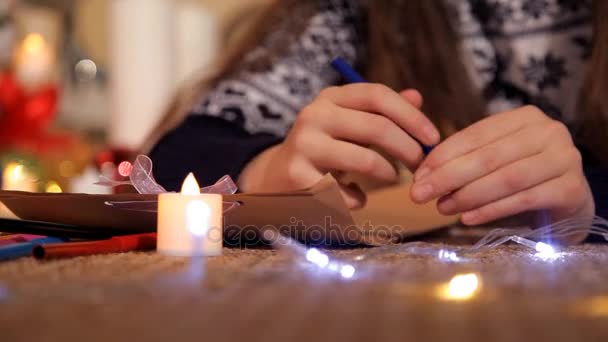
xmin=144 ymin=0 xmax=607 ymax=164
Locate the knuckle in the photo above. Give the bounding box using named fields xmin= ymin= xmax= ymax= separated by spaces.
xmin=358 ymin=151 xmax=380 ymax=174
xmin=368 ymin=116 xmax=393 ymax=141
xmin=522 ymin=105 xmax=545 ymax=119
xmin=290 ymin=129 xmax=314 ymax=153
xmin=298 ymin=104 xmax=321 ymax=126
xmin=479 ymin=149 xmax=501 ymax=173
xmin=474 ymin=207 xmax=493 ymax=223
xmin=368 ymin=84 xmax=390 ymax=107
xmin=501 ymin=169 xmax=526 ymax=191
xmin=561 ymin=175 xmax=587 ymax=207
xmin=547 ymin=120 xmax=569 ymax=137
xmin=448 ymin=193 xmax=469 ymax=211
xmin=568 ymin=147 xmax=583 ymax=166
xmin=421 ymin=152 xmax=439 ymax=169
xmin=285 ymin=161 xmax=308 ymax=186
xmin=319 ymin=86 xmax=339 ymax=99
xmin=519 ymin=190 xmax=539 ymax=208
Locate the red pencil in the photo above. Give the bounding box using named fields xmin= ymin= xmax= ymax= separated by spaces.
xmin=33 ymin=233 xmax=157 ymax=259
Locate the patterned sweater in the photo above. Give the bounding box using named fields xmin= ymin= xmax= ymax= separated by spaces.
xmin=150 ymin=0 xmax=607 ymax=217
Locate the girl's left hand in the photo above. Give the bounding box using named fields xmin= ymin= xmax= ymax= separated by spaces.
xmin=411 ymin=105 xmax=595 ymax=226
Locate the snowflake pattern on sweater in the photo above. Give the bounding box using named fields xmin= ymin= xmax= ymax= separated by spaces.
xmin=451 ymin=0 xmax=592 ymax=121
xmin=192 ymin=0 xmax=592 ymax=135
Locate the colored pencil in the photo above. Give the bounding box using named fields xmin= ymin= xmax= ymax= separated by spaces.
xmin=0 ymin=237 xmax=64 ymax=261
xmin=33 ymin=233 xmax=157 ymax=260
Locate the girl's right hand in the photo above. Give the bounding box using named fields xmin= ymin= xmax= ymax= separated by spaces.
xmin=239 ymin=83 xmax=440 ymax=208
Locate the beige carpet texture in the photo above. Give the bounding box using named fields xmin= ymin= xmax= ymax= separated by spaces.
xmin=1 ymin=242 xmax=608 ymax=342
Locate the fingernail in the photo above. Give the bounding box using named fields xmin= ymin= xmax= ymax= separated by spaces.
xmin=424 ymin=126 xmax=439 ymax=143
xmin=412 ymin=183 xmax=434 ymax=202
xmin=438 ymin=198 xmax=456 ymax=214
xmin=414 ymin=167 xmax=431 ymax=181
xmin=462 ymin=211 xmax=479 ymax=225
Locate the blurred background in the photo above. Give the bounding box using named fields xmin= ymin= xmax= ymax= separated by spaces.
xmin=0 ymin=0 xmax=270 ymax=194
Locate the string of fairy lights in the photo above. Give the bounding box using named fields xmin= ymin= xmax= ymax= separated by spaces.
xmin=105 ymin=155 xmax=608 ymax=288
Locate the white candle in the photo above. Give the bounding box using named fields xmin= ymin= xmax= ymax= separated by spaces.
xmin=157 ymin=173 xmax=223 ymax=256
xmin=108 ymin=0 xmax=175 ymax=149
xmin=2 ymin=162 xmax=37 ymax=192
xmin=14 ymin=33 xmax=54 ymax=90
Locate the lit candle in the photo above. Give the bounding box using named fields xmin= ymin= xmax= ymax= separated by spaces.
xmin=1 ymin=162 xmax=37 ymax=192
xmin=14 ymin=33 xmax=54 ymax=90
xmin=157 ymin=173 xmax=223 ymax=256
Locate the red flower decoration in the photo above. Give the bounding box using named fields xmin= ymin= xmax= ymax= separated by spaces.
xmin=0 ymin=71 xmax=59 ymax=149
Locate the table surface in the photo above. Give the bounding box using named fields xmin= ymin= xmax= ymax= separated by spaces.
xmin=1 ymin=243 xmax=608 ymax=342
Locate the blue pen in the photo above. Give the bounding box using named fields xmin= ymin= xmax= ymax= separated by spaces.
xmin=330 ymin=57 xmax=434 ymax=154
xmin=0 ymin=237 xmax=64 ymax=261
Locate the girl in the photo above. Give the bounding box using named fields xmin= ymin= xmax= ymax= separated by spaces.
xmin=149 ymin=0 xmax=606 ymax=231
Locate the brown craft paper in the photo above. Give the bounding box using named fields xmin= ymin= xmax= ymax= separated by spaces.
xmin=351 ymin=183 xmax=459 ymax=244
xmin=0 ymin=174 xmax=456 ymax=246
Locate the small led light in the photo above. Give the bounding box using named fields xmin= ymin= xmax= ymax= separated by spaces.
xmin=340 ymin=265 xmax=356 ymax=279
xmin=535 ymin=242 xmax=555 ymax=255
xmin=186 ymin=200 xmax=211 ymax=237
xmin=328 ymin=262 xmax=339 ymax=272
xmin=438 ymin=249 xmax=460 ymax=262
xmin=305 ymin=248 xmax=329 ymax=268
xmin=511 ymin=236 xmax=559 ymax=259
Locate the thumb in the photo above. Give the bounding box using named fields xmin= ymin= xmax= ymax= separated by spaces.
xmin=399 ymin=89 xmax=423 ymax=109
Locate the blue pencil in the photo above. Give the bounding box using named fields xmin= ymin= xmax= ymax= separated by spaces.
xmin=330 ymin=58 xmax=367 ymax=83
xmin=0 ymin=237 xmax=64 ymax=261
xmin=330 ymin=57 xmax=434 ymax=155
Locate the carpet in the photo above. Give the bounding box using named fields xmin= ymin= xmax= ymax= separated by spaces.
xmin=1 ymin=242 xmax=608 ymax=342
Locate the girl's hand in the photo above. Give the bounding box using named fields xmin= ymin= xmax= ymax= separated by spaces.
xmin=411 ymin=105 xmax=595 ymax=226
xmin=240 ymin=84 xmax=440 ymax=208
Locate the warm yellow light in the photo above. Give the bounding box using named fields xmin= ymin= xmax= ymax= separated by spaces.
xmin=2 ymin=162 xmax=37 ymax=192
xmin=4 ymin=163 xmax=27 ymax=182
xmin=436 ymin=273 xmax=480 ymax=301
xmin=45 ymin=181 xmax=63 ymax=193
xmin=572 ymin=296 xmax=608 ymax=317
xmin=180 ymin=172 xmax=201 ymax=195
xmin=22 ymin=33 xmax=47 ymax=55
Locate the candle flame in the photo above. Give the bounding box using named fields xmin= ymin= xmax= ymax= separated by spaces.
xmin=22 ymin=33 xmax=47 ymax=55
xmin=180 ymin=173 xmax=201 ymax=195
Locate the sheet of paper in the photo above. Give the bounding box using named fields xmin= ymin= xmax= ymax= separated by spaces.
xmin=351 ymin=183 xmax=459 ymax=245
